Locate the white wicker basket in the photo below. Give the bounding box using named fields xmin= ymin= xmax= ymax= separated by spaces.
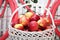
xmin=8 ymin=3 xmax=56 ymax=40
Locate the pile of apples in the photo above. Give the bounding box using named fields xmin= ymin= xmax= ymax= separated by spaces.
xmin=12 ymin=12 xmax=52 ymax=32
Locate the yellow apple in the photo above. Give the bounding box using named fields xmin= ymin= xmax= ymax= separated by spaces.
xmin=14 ymin=24 xmax=24 ymax=30
xmin=19 ymin=15 xmax=29 ymax=26
xmin=25 ymin=12 xmax=34 ymax=19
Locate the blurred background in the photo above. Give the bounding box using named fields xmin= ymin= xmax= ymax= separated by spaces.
xmin=0 ymin=0 xmax=60 ymax=40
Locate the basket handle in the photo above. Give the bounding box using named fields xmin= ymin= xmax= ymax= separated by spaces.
xmin=50 ymin=0 xmax=60 ymax=37
xmin=10 ymin=3 xmax=56 ymax=31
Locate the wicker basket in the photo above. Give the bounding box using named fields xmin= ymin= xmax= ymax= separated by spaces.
xmin=8 ymin=3 xmax=56 ymax=40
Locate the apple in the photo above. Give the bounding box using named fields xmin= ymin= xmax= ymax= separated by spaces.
xmin=38 ymin=29 xmax=42 ymax=32
xmin=28 ymin=21 xmax=39 ymax=31
xmin=24 ymin=29 xmax=29 ymax=32
xmin=14 ymin=24 xmax=24 ymax=30
xmin=25 ymin=12 xmax=34 ymax=19
xmin=46 ymin=26 xmax=52 ymax=29
xmin=44 ymin=17 xmax=52 ymax=26
xmin=37 ymin=18 xmax=47 ymax=28
xmin=30 ymin=14 xmax=40 ymax=21
xmin=40 ymin=27 xmax=46 ymax=30
xmin=19 ymin=15 xmax=29 ymax=26
xmin=12 ymin=19 xmax=19 ymax=27
xmin=12 ymin=22 xmax=17 ymax=27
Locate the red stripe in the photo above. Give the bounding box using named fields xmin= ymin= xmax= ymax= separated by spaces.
xmin=0 ymin=30 xmax=9 ymax=40
xmin=0 ymin=1 xmax=7 ymax=18
xmin=8 ymin=0 xmax=18 ymax=23
xmin=55 ymin=28 xmax=60 ymax=37
xmin=54 ymin=19 xmax=60 ymax=26
xmin=43 ymin=0 xmax=51 ymax=17
xmin=49 ymin=1 xmax=60 ymax=36
xmin=0 ymin=0 xmax=3 ymax=7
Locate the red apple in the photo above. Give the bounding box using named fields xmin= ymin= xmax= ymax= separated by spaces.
xmin=14 ymin=24 xmax=24 ymax=30
xmin=38 ymin=29 xmax=42 ymax=32
xmin=37 ymin=18 xmax=47 ymax=28
xmin=46 ymin=26 xmax=52 ymax=29
xmin=19 ymin=15 xmax=29 ymax=26
xmin=28 ymin=21 xmax=39 ymax=31
xmin=25 ymin=12 xmax=34 ymax=19
xmin=24 ymin=29 xmax=28 ymax=32
xmin=30 ymin=14 xmax=40 ymax=21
